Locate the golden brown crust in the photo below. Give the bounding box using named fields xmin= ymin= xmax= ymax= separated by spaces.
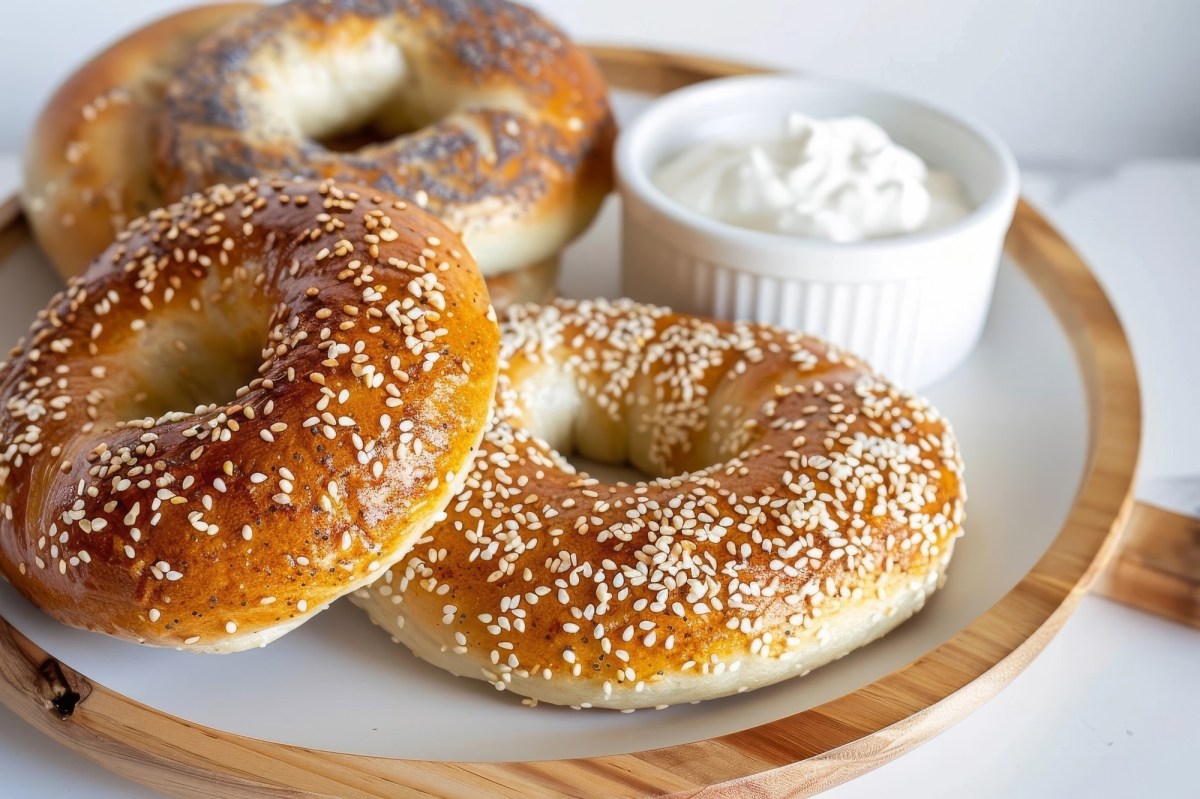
xmin=157 ymin=0 xmax=615 ymax=283
xmin=354 ymin=299 xmax=965 ymax=707
xmin=21 ymin=3 xmax=260 ymax=279
xmin=0 ymin=178 xmax=499 ymax=653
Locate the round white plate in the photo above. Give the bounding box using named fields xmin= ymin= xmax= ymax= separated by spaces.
xmin=0 ymin=92 xmax=1086 ymax=763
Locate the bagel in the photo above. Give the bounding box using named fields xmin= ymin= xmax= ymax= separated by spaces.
xmin=0 ymin=178 xmax=499 ymax=653
xmin=24 ymin=0 xmax=616 ymax=311
xmin=21 ymin=3 xmax=259 ymax=278
xmin=157 ymin=0 xmax=614 ymax=307
xmin=353 ymin=299 xmax=965 ymax=708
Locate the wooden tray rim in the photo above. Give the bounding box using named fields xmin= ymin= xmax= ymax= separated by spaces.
xmin=0 ymin=46 xmax=1142 ymax=798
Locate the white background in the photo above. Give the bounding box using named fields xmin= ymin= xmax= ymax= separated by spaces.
xmin=2 ymin=0 xmax=1200 ymax=162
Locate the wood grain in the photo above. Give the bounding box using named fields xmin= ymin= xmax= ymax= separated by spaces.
xmin=0 ymin=48 xmax=1144 ymax=798
xmin=1000 ymin=203 xmax=1195 ymax=624
xmin=1097 ymin=503 xmax=1199 ymax=627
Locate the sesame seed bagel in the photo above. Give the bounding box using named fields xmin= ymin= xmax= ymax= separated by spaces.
xmin=158 ymin=0 xmax=615 ymax=301
xmin=353 ymin=299 xmax=965 ymax=709
xmin=0 ymin=178 xmax=499 ymax=653
xmin=21 ymin=3 xmax=260 ymax=279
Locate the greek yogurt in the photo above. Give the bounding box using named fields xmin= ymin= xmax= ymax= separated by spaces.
xmin=652 ymin=113 xmax=972 ymax=242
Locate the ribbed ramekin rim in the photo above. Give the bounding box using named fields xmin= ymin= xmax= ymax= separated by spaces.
xmin=615 ymin=73 xmax=1021 ymax=258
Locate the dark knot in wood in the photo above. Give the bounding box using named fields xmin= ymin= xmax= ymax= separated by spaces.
xmin=37 ymin=659 xmax=81 ymax=719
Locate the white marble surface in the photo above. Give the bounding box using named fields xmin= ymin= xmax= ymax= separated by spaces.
xmin=0 ymin=156 xmax=1196 ymax=796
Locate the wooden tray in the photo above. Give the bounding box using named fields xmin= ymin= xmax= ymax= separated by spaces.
xmin=0 ymin=48 xmax=1149 ymax=798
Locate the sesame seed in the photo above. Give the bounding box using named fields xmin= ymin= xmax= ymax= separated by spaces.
xmin=350 ymin=298 xmax=965 ymax=708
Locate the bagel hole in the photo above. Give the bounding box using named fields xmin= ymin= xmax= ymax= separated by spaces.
xmin=316 ymin=120 xmax=415 ymax=153
xmin=566 ymin=456 xmax=653 ymax=487
xmin=517 ymin=362 xmax=750 ymax=484
xmin=307 ymin=90 xmax=448 ymax=153
xmin=275 ymin=38 xmax=451 ymax=154
xmin=114 ymin=309 xmax=269 ymax=423
xmin=517 ymin=377 xmax=663 ymax=486
xmin=311 ymin=95 xmax=441 ymax=152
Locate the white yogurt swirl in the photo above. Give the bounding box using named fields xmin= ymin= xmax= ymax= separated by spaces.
xmin=653 ymin=113 xmax=971 ymax=242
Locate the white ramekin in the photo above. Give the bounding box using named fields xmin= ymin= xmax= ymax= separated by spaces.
xmin=616 ymin=74 xmax=1019 ymax=388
